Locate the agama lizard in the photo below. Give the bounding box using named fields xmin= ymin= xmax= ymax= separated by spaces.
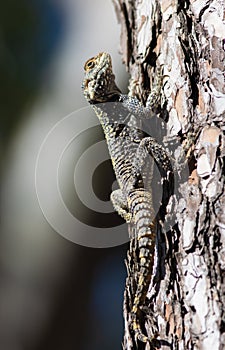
xmin=82 ymin=52 xmax=173 ymax=345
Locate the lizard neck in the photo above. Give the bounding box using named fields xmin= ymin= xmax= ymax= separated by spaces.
xmin=92 ymin=103 xmax=119 ymax=135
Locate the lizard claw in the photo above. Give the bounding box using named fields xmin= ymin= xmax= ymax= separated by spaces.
xmin=131 ymin=312 xmax=161 ymax=348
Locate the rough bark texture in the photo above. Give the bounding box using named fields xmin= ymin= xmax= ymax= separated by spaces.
xmin=112 ymin=1 xmax=225 ymax=349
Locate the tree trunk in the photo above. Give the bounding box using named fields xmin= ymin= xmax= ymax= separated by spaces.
xmin=112 ymin=1 xmax=225 ymax=349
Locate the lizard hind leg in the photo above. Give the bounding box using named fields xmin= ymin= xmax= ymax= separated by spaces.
xmin=110 ymin=189 xmax=132 ymax=223
xmin=135 ymin=136 xmax=174 ymax=205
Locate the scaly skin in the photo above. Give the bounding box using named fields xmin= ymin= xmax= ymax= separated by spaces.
xmin=82 ymin=52 xmax=173 ymax=344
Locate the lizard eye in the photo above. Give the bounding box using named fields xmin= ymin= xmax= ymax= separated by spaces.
xmin=85 ymin=59 xmax=95 ymax=71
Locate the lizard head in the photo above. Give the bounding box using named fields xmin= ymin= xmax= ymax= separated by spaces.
xmin=82 ymin=52 xmax=121 ymax=103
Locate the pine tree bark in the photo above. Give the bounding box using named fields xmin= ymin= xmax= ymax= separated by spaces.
xmin=112 ymin=1 xmax=225 ymax=349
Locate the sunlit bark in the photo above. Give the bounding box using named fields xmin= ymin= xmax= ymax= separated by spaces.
xmin=112 ymin=1 xmax=225 ymax=349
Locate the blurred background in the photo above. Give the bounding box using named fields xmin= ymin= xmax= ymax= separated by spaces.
xmin=0 ymin=1 xmax=130 ymax=349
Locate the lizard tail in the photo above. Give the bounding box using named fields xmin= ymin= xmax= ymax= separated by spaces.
xmin=131 ymin=313 xmax=149 ymax=343
xmin=128 ymin=189 xmax=157 ymax=343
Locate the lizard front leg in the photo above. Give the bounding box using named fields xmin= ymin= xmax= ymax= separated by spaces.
xmin=118 ymin=69 xmax=163 ymax=118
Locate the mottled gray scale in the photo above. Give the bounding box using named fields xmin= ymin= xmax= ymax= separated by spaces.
xmin=137 ymin=215 xmax=153 ymax=225
xmin=138 ymin=235 xmax=153 ymax=244
xmin=138 ymin=227 xmax=155 ymax=237
xmin=135 ymin=209 xmax=153 ymax=220
xmin=82 ymin=52 xmax=173 ymax=344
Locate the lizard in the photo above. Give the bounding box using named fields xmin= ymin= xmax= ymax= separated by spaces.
xmin=82 ymin=52 xmax=173 ymax=345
